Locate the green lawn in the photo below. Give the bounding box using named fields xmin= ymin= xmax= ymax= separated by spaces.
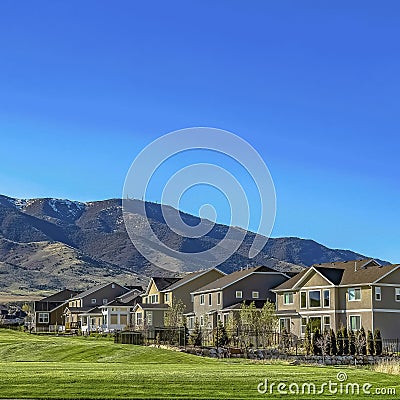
xmin=0 ymin=329 xmax=398 ymax=399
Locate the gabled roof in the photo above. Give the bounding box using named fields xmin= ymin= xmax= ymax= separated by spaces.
xmin=220 ymin=299 xmax=270 ymax=312
xmin=39 ymin=289 xmax=79 ymax=303
xmin=144 ymin=277 xmax=181 ymax=295
xmin=160 ymin=268 xmax=225 ymax=292
xmin=133 ymin=303 xmax=169 ymax=312
xmin=273 ymin=259 xmax=399 ymax=291
xmin=81 ymin=307 xmax=102 ymax=316
xmin=70 ymin=282 xmax=127 ymax=300
xmin=101 ymin=290 xmax=142 ymax=307
xmin=192 ymin=266 xmax=288 ymax=294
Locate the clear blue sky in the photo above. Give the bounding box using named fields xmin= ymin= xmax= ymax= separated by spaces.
xmin=0 ymin=1 xmax=399 ymax=262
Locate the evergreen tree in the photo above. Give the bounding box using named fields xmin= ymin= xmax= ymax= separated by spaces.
xmin=358 ymin=327 xmax=367 ymax=355
xmin=189 ymin=320 xmax=202 ymax=347
xmin=305 ymin=322 xmax=312 ymax=355
xmin=349 ymin=330 xmax=356 ymax=355
xmin=329 ymin=329 xmax=337 ymax=355
xmin=336 ymin=328 xmax=343 ymax=356
xmin=312 ymin=328 xmax=322 ymax=355
xmin=215 ymin=319 xmax=229 ymax=347
xmin=343 ymin=327 xmax=349 ymax=355
xmin=367 ymin=330 xmax=375 ymax=356
xmin=374 ymin=329 xmax=382 ymax=356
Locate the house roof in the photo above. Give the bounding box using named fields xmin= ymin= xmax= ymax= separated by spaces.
xmin=101 ymin=291 xmax=142 ymax=308
xmin=64 ymin=306 xmax=93 ymax=314
xmin=192 ymin=266 xmax=286 ymax=294
xmin=38 ymin=289 xmax=79 ymax=303
xmin=220 ymin=299 xmax=270 ymax=312
xmin=81 ymin=307 xmax=102 ymax=315
xmin=160 ymin=268 xmax=225 ymax=292
xmin=133 ymin=303 xmax=170 ymax=312
xmin=143 ymin=277 xmax=181 ymax=295
xmin=273 ymin=259 xmax=399 ymax=291
xmin=70 ymin=282 xmax=127 ymax=300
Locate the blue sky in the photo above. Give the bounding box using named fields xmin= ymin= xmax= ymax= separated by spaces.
xmin=0 ymin=1 xmax=399 ymax=262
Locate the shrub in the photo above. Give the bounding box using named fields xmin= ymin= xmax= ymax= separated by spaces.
xmin=373 ymin=360 xmax=400 ymax=375
xmin=343 ymin=327 xmax=349 ymax=355
xmin=312 ymin=328 xmax=322 ymax=355
xmin=349 ymin=330 xmax=356 ymax=355
xmin=304 ymin=323 xmax=312 ymax=355
xmin=374 ymin=329 xmax=382 ymax=356
xmin=336 ymin=329 xmax=343 ymax=356
xmin=329 ymin=329 xmax=337 ymax=355
xmin=367 ymin=330 xmax=375 ymax=355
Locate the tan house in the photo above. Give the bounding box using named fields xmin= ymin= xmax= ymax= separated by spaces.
xmin=272 ymin=259 xmax=400 ymax=339
xmin=190 ymin=266 xmax=289 ymax=329
xmin=132 ymin=269 xmax=225 ymax=329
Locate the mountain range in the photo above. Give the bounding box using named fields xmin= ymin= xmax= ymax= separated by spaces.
xmin=0 ymin=194 xmax=385 ymax=300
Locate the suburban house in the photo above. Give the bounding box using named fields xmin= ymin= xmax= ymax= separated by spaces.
xmin=64 ymin=282 xmax=128 ymax=332
xmin=190 ymin=266 xmax=290 ymax=330
xmin=32 ymin=289 xmax=78 ymax=332
xmin=100 ymin=287 xmax=143 ymax=332
xmin=132 ymin=269 xmax=225 ymax=329
xmin=272 ymin=258 xmax=400 ymax=339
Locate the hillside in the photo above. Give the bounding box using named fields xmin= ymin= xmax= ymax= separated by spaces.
xmin=0 ymin=194 xmax=385 ymax=298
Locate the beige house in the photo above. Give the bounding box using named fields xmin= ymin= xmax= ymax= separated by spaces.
xmin=190 ymin=266 xmax=289 ymax=330
xmin=272 ymin=259 xmax=400 ymax=339
xmin=132 ymin=269 xmax=225 ymax=329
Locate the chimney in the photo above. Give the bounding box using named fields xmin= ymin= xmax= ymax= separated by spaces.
xmin=354 ymin=261 xmax=357 ymax=272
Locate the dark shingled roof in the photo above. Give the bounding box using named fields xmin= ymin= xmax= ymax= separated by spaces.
xmin=193 ymin=266 xmax=283 ymax=294
xmin=71 ymin=282 xmax=127 ymax=300
xmin=160 ymin=269 xmax=224 ymax=292
xmin=38 ymin=289 xmax=79 ymax=303
xmin=152 ymin=277 xmax=181 ymax=292
xmin=220 ymin=299 xmax=270 ymax=312
xmin=273 ymin=259 xmax=399 ymax=291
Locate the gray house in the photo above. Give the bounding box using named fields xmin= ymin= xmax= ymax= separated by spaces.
xmin=189 ymin=266 xmax=289 ymax=329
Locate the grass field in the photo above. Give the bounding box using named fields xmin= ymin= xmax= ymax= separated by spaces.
xmin=0 ymin=329 xmax=398 ymax=399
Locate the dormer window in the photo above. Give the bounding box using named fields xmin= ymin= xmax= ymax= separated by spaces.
xmin=375 ymin=287 xmax=381 ymax=301
xmin=91 ymin=299 xmax=96 ymax=305
xmin=102 ymin=299 xmax=108 ymax=305
xmin=252 ymin=291 xmax=259 ymax=299
xmin=235 ymin=291 xmax=243 ymax=299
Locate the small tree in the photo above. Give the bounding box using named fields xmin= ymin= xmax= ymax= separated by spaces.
xmin=357 ymin=327 xmax=367 ymax=355
xmin=343 ymin=327 xmax=349 ymax=355
xmin=189 ymin=320 xmax=202 ymax=347
xmin=215 ymin=319 xmax=229 ymax=347
xmin=349 ymin=330 xmax=356 ymax=355
xmin=280 ymin=327 xmax=291 ymax=352
xmin=355 ymin=330 xmax=367 ymax=356
xmin=336 ymin=328 xmax=344 ymax=356
xmin=304 ymin=323 xmax=312 ymax=355
xmin=312 ymin=328 xmax=322 ymax=355
xmin=374 ymin=329 xmax=382 ymax=356
xmin=329 ymin=329 xmax=337 ymax=355
xmin=315 ymin=331 xmax=331 ymax=362
xmin=259 ymin=300 xmax=278 ymax=347
xmin=367 ymin=330 xmax=375 ymax=355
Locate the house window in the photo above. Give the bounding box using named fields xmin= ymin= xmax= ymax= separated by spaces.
xmin=102 ymin=299 xmax=108 ymax=305
xmin=200 ymin=294 xmax=205 ymax=305
xmin=200 ymin=316 xmax=204 ymax=326
xmin=235 ymin=291 xmax=243 ymax=299
xmin=149 ymin=294 xmax=159 ymax=304
xmin=301 ymin=317 xmax=307 ymax=335
xmin=323 ymin=290 xmax=330 ymax=308
xmin=217 ymin=292 xmax=221 ymax=305
xmin=283 ymin=292 xmax=294 ymax=305
xmin=300 ymin=291 xmax=307 ymax=309
xmin=112 ymin=284 xmax=115 ymax=289
xmin=348 ymin=288 xmax=361 ymax=301
xmin=279 ymin=318 xmax=291 ymax=333
xmin=323 ymin=316 xmax=330 ymax=332
xmin=349 ymin=315 xmax=361 ymax=331
xmin=188 ymin=317 xmax=194 ymax=329
xmin=136 ymin=312 xmax=143 ymax=326
xmin=38 ymin=313 xmax=49 ymax=324
xmin=375 ymin=287 xmax=381 ymax=301
xmin=308 ymin=291 xmax=321 ymax=308
xmin=208 ymin=293 xmax=212 ymax=306
xmin=146 ymin=311 xmax=153 ymax=326
xmin=165 ymin=293 xmax=170 ymax=303
xmin=252 ymin=291 xmax=259 ymax=299
xmin=395 ymin=288 xmax=400 ymax=302
xmin=91 ymin=298 xmax=97 ymax=305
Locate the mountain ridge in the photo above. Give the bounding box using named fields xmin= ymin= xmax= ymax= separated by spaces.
xmin=0 ymin=194 xmax=387 ymax=298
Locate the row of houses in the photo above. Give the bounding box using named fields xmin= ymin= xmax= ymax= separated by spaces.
xmin=31 ymin=258 xmax=400 ymax=339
